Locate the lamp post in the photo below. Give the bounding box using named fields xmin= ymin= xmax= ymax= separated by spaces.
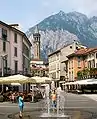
xmin=1 ymin=54 xmax=8 ymax=92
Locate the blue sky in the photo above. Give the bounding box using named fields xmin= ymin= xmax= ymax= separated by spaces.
xmin=0 ymin=0 xmax=97 ymax=32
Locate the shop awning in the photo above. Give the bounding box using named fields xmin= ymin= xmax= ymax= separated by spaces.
xmin=64 ymin=78 xmax=97 ymax=85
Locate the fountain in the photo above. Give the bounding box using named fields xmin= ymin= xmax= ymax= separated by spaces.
xmin=13 ymin=83 xmax=94 ymax=119
xmin=40 ymin=84 xmax=71 ymax=118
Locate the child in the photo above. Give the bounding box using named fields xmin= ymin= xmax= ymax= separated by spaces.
xmin=51 ymin=90 xmax=57 ymax=110
xmin=18 ymin=93 xmax=24 ymax=118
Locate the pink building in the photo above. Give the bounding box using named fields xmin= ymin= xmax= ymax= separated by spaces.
xmin=0 ymin=21 xmax=32 ymax=76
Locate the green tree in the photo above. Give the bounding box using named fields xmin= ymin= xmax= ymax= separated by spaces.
xmin=77 ymin=68 xmax=90 ymax=80
xmin=77 ymin=71 xmax=83 ymax=80
xmin=82 ymin=68 xmax=90 ymax=77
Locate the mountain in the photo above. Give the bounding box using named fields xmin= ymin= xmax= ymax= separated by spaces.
xmin=26 ymin=11 xmax=97 ymax=60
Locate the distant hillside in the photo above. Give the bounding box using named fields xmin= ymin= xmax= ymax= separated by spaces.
xmin=26 ymin=11 xmax=97 ymax=60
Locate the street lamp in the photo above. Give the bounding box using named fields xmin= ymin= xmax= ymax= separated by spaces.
xmin=1 ymin=54 xmax=8 ymax=92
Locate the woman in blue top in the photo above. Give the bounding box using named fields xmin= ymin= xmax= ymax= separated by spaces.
xmin=18 ymin=93 xmax=24 ymax=118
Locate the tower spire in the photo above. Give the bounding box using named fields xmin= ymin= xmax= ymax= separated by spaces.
xmin=35 ymin=25 xmax=39 ymax=34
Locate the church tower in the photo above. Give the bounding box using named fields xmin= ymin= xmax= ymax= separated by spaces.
xmin=33 ymin=25 xmax=41 ymax=59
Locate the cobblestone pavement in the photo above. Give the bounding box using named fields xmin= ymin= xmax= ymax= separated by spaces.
xmin=0 ymin=93 xmax=97 ymax=119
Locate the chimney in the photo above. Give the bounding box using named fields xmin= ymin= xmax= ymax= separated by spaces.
xmin=9 ymin=24 xmax=21 ymax=30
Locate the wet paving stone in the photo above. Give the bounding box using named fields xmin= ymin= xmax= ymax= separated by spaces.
xmin=13 ymin=109 xmax=97 ymax=119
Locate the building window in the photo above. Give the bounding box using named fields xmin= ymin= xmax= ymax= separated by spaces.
xmin=92 ymin=59 xmax=95 ymax=68
xmin=70 ymin=46 xmax=72 ymax=49
xmin=89 ymin=54 xmax=91 ymax=58
xmin=76 ymin=47 xmax=78 ymax=50
xmin=85 ymin=60 xmax=87 ymax=68
xmin=57 ymin=63 xmax=59 ymax=70
xmin=78 ymin=57 xmax=81 ymax=68
xmin=2 ymin=28 xmax=7 ymax=41
xmin=72 ymin=60 xmax=73 ymax=68
xmin=37 ymin=44 xmax=38 ymax=57
xmin=57 ymin=71 xmax=59 ymax=79
xmin=14 ymin=33 xmax=17 ymax=43
xmin=56 ymin=53 xmax=59 ymax=60
xmin=52 ymin=72 xmax=56 ymax=79
xmin=14 ymin=47 xmax=17 ymax=57
xmin=14 ymin=60 xmax=18 ymax=74
xmin=4 ymin=59 xmax=7 ymax=74
xmin=3 ymin=41 xmax=6 ymax=52
xmin=72 ymin=71 xmax=73 ymax=81
xmin=96 ymin=53 xmax=97 ymax=58
xmin=78 ymin=61 xmax=80 ymax=67
xmin=65 ymin=62 xmax=68 ymax=73
xmin=69 ymin=72 xmax=71 ymax=81
xmin=69 ymin=61 xmax=70 ymax=69
xmin=23 ymin=43 xmax=29 ymax=57
xmin=88 ymin=61 xmax=91 ymax=69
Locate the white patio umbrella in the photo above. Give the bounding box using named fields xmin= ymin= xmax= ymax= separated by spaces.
xmin=29 ymin=76 xmax=52 ymax=84
xmin=0 ymin=74 xmax=29 ymax=84
xmin=28 ymin=76 xmax=44 ymax=84
xmin=41 ymin=77 xmax=52 ymax=83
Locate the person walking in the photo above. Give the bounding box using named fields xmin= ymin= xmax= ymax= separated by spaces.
xmin=18 ymin=93 xmax=24 ymax=118
xmin=51 ymin=89 xmax=57 ymax=111
xmin=11 ymin=93 xmax=15 ymax=103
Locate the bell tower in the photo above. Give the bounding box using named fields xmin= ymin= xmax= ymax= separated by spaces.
xmin=33 ymin=25 xmax=41 ymax=59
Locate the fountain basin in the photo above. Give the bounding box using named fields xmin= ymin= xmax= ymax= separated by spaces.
xmin=13 ymin=109 xmax=95 ymax=119
xmin=40 ymin=112 xmax=70 ymax=118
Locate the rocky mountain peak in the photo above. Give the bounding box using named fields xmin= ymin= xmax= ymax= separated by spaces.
xmin=89 ymin=16 xmax=97 ymax=22
xmin=58 ymin=10 xmax=65 ymax=16
xmin=26 ymin=11 xmax=97 ymax=61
